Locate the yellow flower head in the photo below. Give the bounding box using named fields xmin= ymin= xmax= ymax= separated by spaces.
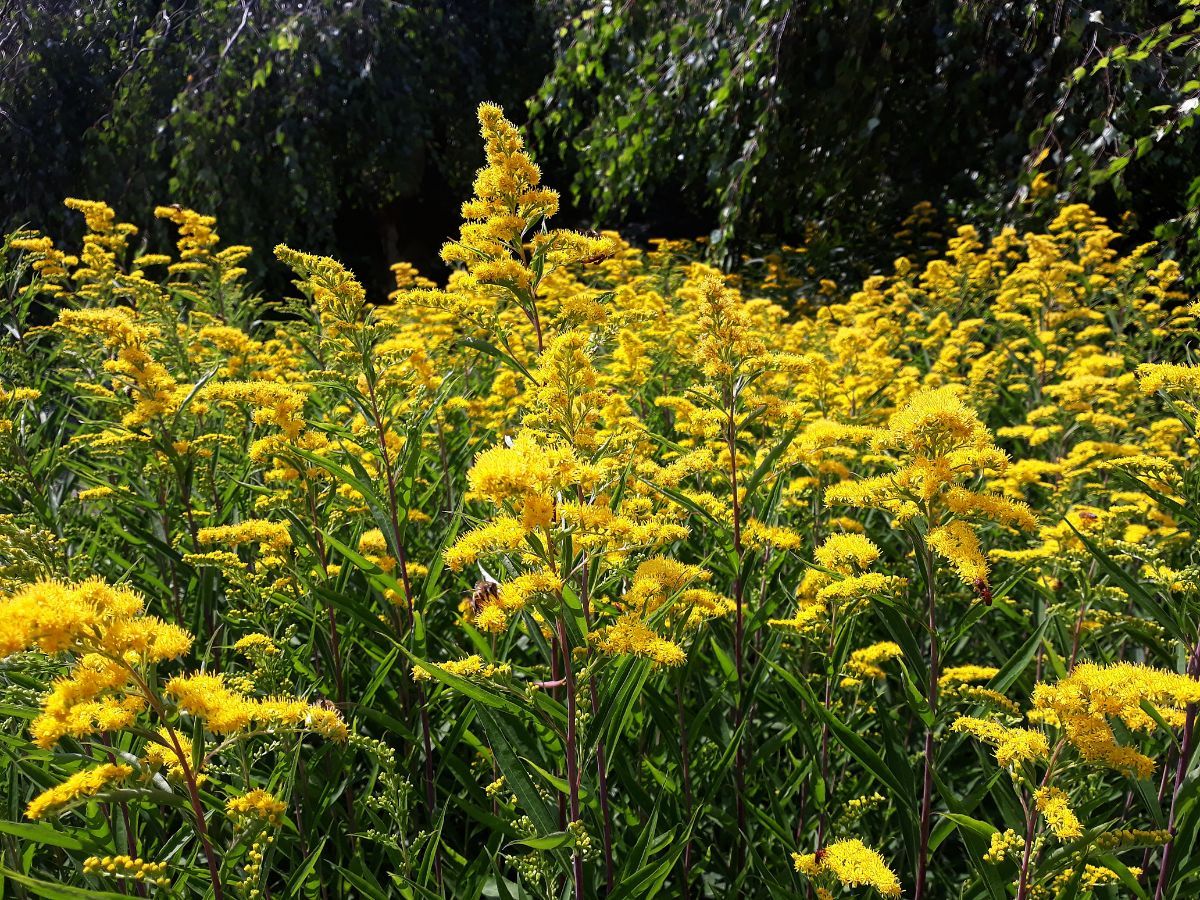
xmin=227 ymin=788 xmax=287 ymax=827
xmin=26 ymin=764 xmax=133 ymax=820
xmin=1031 ymin=662 xmax=1200 ymax=778
xmin=792 ymin=838 xmax=902 ymax=897
xmin=589 ymin=615 xmax=686 ymax=667
xmin=1034 ymin=786 xmax=1083 ymax=840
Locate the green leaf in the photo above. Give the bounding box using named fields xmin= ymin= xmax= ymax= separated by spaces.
xmin=0 ymin=867 xmax=130 ymax=900
xmin=0 ymin=821 xmax=85 ymax=850
xmin=941 ymin=812 xmax=997 ymax=842
xmin=320 ymin=529 xmax=410 ymax=602
xmin=989 ymin=615 xmax=1048 ymax=694
xmin=1064 ymin=519 xmax=1185 ymax=643
xmin=458 ymin=337 xmax=533 ymax=380
xmin=507 ymin=830 xmax=575 ymax=852
xmin=743 ymin=423 xmax=800 ymax=500
xmin=473 ymin=704 xmax=561 ymax=842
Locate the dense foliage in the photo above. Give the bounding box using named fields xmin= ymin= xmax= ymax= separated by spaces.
xmin=3 ymin=104 xmax=1200 ymax=899
xmin=3 ymin=1 xmax=1199 ymax=283
xmin=0 ymin=0 xmax=549 ymax=288
xmin=534 ymin=0 xmax=1200 ymax=270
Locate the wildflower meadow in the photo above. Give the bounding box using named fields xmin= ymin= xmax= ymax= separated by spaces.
xmin=4 ymin=95 xmax=1200 ymax=900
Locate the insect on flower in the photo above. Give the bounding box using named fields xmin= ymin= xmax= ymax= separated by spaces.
xmin=467 ymin=578 xmax=500 ymax=617
xmin=576 ymin=230 xmax=616 ymax=265
xmin=973 ymin=578 xmax=993 ymax=605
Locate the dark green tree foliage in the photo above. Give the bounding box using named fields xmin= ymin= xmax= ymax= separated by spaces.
xmin=1029 ymin=2 xmax=1200 ymax=272
xmin=0 ymin=0 xmax=550 ymax=289
xmin=2 ymin=1 xmax=1198 ymax=287
xmin=533 ymin=1 xmax=1199 ymax=273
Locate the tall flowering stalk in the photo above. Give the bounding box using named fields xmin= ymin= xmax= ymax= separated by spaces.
xmin=395 ymin=103 xmax=615 ymax=359
xmin=441 ymin=331 xmax=723 ymax=894
xmin=826 ymin=386 xmax=1036 ymax=896
xmin=393 ymin=104 xmax=621 ymax=890
xmin=771 ymin=531 xmax=908 ymax=847
xmin=691 ymin=277 xmax=771 ymax=870
xmin=1129 ymin=361 xmax=1200 ymax=897
xmin=402 ymin=106 xmax=743 ymax=895
xmin=273 ymin=242 xmax=449 ymax=875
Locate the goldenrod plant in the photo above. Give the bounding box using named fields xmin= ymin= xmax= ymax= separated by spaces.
xmin=2 ymin=103 xmax=1200 ymax=899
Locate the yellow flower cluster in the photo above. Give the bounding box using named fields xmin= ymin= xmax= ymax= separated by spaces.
xmin=1032 ymin=662 xmax=1200 ymax=778
xmin=826 ymin=386 xmax=1035 ymax=591
xmin=0 ymin=578 xmax=189 ymax=660
xmin=143 ymin=728 xmax=195 ymax=781
xmin=197 ymin=519 xmax=293 ymax=553
xmin=26 ymin=763 xmax=133 ymax=820
xmin=841 ymin=641 xmax=903 ymax=688
xmin=227 ymin=788 xmax=288 ymax=827
xmin=621 ymin=557 xmax=732 ymax=627
xmin=814 ymin=533 xmax=881 ymax=572
xmin=589 ymin=615 xmax=686 ymax=667
xmin=234 ymin=633 xmax=280 ymax=656
xmin=166 ymin=672 xmax=348 ymax=740
xmin=1034 ymin=786 xmax=1083 ymax=840
xmin=952 ymin=716 xmax=1049 ymax=768
xmin=84 ymin=854 xmax=170 ymax=887
xmin=983 ymin=828 xmax=1024 ymax=864
xmin=411 ymin=654 xmax=510 ymax=682
xmin=771 ymin=532 xmax=905 ymax=635
xmin=792 ymin=838 xmax=902 ymax=897
xmin=394 ymin=103 xmax=614 ymax=347
xmin=467 ymin=569 xmax=562 ymax=633
xmin=0 ymin=579 xmax=190 ymax=749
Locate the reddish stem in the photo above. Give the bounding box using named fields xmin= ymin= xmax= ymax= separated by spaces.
xmin=914 ymin=541 xmax=940 ymax=900
xmin=557 ymin=616 xmax=584 ymax=900
xmin=1153 ymin=635 xmax=1200 ymax=899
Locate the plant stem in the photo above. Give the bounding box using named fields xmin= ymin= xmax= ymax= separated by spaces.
xmin=435 ymin=410 xmax=454 ymax=513
xmin=557 ymin=615 xmax=584 ymax=900
xmin=677 ymin=675 xmax=693 ymax=900
xmin=1014 ymin=798 xmax=1039 ymax=900
xmin=417 ymin=680 xmax=440 ymax=881
xmin=363 ymin=376 xmax=437 ymax=881
xmin=307 ymin=490 xmax=345 ymax=704
xmin=914 ymin=539 xmax=940 ymax=900
xmin=100 ymin=735 xmax=145 ymax=899
xmin=550 ymin=630 xmax=567 ymax=829
xmin=1016 ymin=741 xmax=1067 ymax=900
xmin=1154 ymin=633 xmax=1200 ymax=899
xmin=817 ymin=601 xmax=838 ymax=848
xmin=572 ymin=494 xmax=615 ymax=892
xmin=1143 ymin=747 xmax=1175 ymax=873
xmin=128 ymin=669 xmax=224 ymax=900
xmin=727 ymin=400 xmax=747 ymax=878
xmin=593 ymin=687 xmax=615 ymax=892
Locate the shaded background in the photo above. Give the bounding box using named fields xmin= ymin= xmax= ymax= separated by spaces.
xmin=2 ymin=0 xmax=1198 ymax=295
